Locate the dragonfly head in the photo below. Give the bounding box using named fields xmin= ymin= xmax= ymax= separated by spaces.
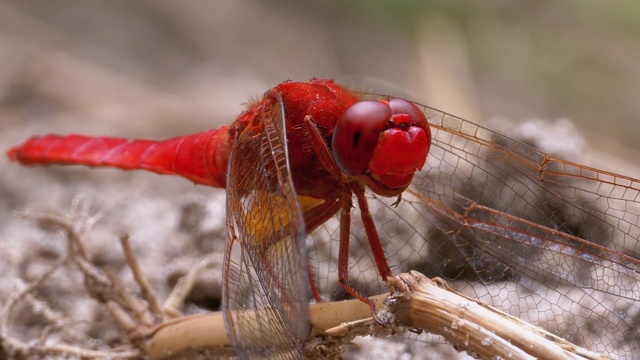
xmin=332 ymin=98 xmax=431 ymax=196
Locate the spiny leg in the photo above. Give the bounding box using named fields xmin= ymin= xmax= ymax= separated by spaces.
xmin=354 ymin=185 xmax=392 ymax=280
xmin=304 ymin=115 xmax=384 ymax=319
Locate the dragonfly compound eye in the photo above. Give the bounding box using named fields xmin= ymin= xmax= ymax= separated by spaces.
xmin=332 ymin=100 xmax=390 ymax=176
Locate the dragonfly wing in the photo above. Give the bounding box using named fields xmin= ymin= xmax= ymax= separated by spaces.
xmin=416 ymin=106 xmax=640 ymax=289
xmin=223 ymin=92 xmax=310 ymax=359
xmin=409 ymin=106 xmax=640 ymax=356
xmin=332 ymin=92 xmax=639 ymax=357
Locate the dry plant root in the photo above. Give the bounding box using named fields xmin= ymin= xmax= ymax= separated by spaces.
xmin=0 ymin=197 xmax=232 ymax=359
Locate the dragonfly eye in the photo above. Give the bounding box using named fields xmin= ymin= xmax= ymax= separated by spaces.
xmin=332 ymin=100 xmax=391 ymax=176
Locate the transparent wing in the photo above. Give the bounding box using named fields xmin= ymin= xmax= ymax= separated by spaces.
xmin=309 ymin=95 xmax=640 ymax=358
xmin=409 ymin=107 xmax=640 ymax=356
xmin=223 ymin=91 xmax=310 ymax=359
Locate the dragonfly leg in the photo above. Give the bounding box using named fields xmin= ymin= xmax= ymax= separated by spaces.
xmin=337 ymin=196 xmax=383 ymax=323
xmin=303 ymin=115 xmax=343 ymax=179
xmin=304 ymin=115 xmax=385 ymax=319
xmin=391 ymin=193 xmax=402 ymax=208
xmin=307 ymin=261 xmax=323 ymax=303
xmin=301 ymin=196 xmax=342 ymax=303
xmin=354 ymin=185 xmax=393 ymax=280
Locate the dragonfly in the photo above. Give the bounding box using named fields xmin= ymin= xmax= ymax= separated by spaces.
xmin=7 ymin=78 xmax=640 ymax=359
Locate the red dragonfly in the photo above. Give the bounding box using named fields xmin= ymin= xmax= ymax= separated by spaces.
xmin=7 ymin=79 xmax=640 ymax=359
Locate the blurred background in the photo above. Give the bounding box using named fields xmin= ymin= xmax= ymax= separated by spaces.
xmin=1 ymin=1 xmax=640 ymax=358
xmin=2 ymin=1 xmax=640 ymax=157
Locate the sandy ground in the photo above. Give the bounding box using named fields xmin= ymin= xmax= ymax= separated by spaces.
xmin=2 ymin=2 xmax=640 ymax=359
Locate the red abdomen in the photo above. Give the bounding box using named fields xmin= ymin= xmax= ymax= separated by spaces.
xmin=7 ymin=127 xmax=232 ymax=188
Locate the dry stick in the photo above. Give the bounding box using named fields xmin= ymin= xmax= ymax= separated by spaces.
xmin=13 ymin=203 xmax=209 ymax=358
xmin=386 ymin=271 xmax=608 ymax=360
xmin=163 ymin=255 xmax=214 ymax=311
xmin=16 ymin=208 xmax=168 ymax=355
xmin=62 ymin=222 xmax=127 ymax=310
xmin=4 ymin=339 xmax=140 ymax=359
xmin=35 ymin=294 xmax=94 ymax=345
xmin=106 ymin=300 xmax=138 ymax=333
xmin=104 ymin=268 xmax=153 ymax=328
xmin=51 ymin=215 xmax=143 ymax=329
xmin=143 ymin=312 xmax=231 ymax=358
xmin=142 ymin=272 xmax=607 ymax=360
xmin=0 ymin=252 xmax=140 ymax=358
xmin=10 ymin=210 xmax=144 ymax=359
xmin=143 ymin=294 xmax=388 ymax=358
xmin=67 ymin=196 xmax=104 ymax=238
xmin=0 ymin=257 xmax=66 ymax=339
xmin=120 ymin=234 xmax=165 ymax=321
xmin=26 ymin=211 xmax=110 ymax=290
